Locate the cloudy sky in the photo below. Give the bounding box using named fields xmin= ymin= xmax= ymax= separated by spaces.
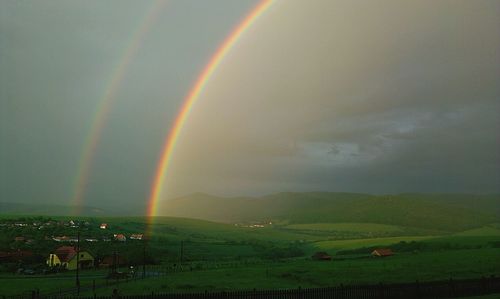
xmin=1 ymin=0 xmax=499 ymax=211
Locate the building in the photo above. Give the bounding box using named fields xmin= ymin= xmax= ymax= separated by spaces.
xmin=46 ymin=246 xmax=94 ymax=270
xmin=100 ymin=223 xmax=108 ymax=229
xmin=311 ymin=252 xmax=332 ymax=261
xmin=114 ymin=234 xmax=126 ymax=242
xmin=130 ymin=234 xmax=143 ymax=240
xmin=52 ymin=236 xmax=71 ymax=242
xmin=371 ymin=248 xmax=394 ymax=257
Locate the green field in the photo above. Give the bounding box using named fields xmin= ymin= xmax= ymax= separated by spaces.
xmin=455 ymin=225 xmax=500 ymax=236
xmin=0 ymin=272 xmax=108 ymax=296
xmin=1 ymin=212 xmax=499 ymax=297
xmin=4 ymin=247 xmax=495 ymax=296
xmin=312 ymin=236 xmax=436 ymax=252
xmin=160 ymin=193 xmax=500 ymax=232
xmin=78 ymin=248 xmax=500 ymax=296
xmin=285 ymin=222 xmax=406 ymax=233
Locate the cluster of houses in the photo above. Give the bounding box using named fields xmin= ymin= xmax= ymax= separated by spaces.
xmin=0 ymin=218 xmax=150 ymax=274
xmin=312 ymin=248 xmax=394 ymax=261
xmin=234 ymin=221 xmax=273 ymax=228
xmin=43 ymin=247 xmax=395 ymax=271
xmin=8 ymin=220 xmax=144 ymax=244
xmin=11 ymin=232 xmax=144 ymax=244
xmin=48 ymin=233 xmax=143 ymax=243
xmin=0 ymin=219 xmax=91 ymax=230
xmin=1 ymin=244 xmax=137 ymax=272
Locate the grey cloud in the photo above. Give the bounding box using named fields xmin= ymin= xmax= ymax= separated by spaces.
xmin=163 ymin=0 xmax=500 ymax=198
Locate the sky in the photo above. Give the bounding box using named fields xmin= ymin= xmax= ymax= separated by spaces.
xmin=1 ymin=0 xmax=499 ymax=212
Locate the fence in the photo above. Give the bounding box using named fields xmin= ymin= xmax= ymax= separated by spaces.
xmin=23 ymin=275 xmax=500 ymax=299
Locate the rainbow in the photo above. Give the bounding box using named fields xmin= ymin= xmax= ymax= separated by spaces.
xmin=146 ymin=0 xmax=274 ymax=229
xmin=71 ymin=0 xmax=168 ymax=215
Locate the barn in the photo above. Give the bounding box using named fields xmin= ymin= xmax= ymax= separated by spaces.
xmin=371 ymin=248 xmax=394 ymax=257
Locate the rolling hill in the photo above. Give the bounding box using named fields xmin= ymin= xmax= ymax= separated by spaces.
xmin=159 ymin=192 xmax=500 ymax=231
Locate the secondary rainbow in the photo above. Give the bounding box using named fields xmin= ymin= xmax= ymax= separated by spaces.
xmin=146 ymin=0 xmax=274 ymax=222
xmin=71 ymin=0 xmax=168 ymax=215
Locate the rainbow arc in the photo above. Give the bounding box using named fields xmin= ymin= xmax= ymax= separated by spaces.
xmin=146 ymin=0 xmax=274 ymax=235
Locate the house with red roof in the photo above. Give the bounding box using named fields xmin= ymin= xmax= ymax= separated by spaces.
xmin=114 ymin=234 xmax=126 ymax=242
xmin=371 ymin=248 xmax=394 ymax=257
xmin=130 ymin=234 xmax=143 ymax=240
xmin=46 ymin=246 xmax=94 ymax=270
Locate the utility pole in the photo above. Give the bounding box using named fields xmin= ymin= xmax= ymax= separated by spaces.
xmin=76 ymin=231 xmax=80 ymax=295
xmin=112 ymin=251 xmax=117 ymax=275
xmin=180 ymin=241 xmax=184 ymax=265
xmin=142 ymin=240 xmax=146 ymax=279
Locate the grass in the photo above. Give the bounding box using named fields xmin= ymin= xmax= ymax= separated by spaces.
xmin=161 ymin=192 xmax=499 ymax=231
xmin=455 ymin=225 xmax=500 ymax=236
xmin=79 ymin=248 xmax=500 ymax=296
xmin=312 ymin=236 xmax=436 ymax=253
xmin=285 ymin=222 xmax=405 ymax=233
xmin=0 ymin=272 xmax=108 ymax=296
xmin=1 ymin=214 xmax=499 ymax=297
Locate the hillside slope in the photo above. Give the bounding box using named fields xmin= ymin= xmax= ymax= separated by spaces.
xmin=159 ymin=192 xmax=499 ymax=231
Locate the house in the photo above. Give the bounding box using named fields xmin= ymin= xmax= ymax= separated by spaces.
xmin=114 ymin=234 xmax=126 ymax=242
xmin=130 ymin=234 xmax=143 ymax=240
xmin=371 ymin=248 xmax=394 ymax=257
xmin=100 ymin=223 xmax=108 ymax=229
xmin=312 ymin=252 xmax=332 ymax=261
xmin=52 ymin=236 xmax=71 ymax=242
xmin=46 ymin=246 xmax=94 ymax=270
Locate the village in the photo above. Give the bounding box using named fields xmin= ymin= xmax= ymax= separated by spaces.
xmin=0 ymin=216 xmax=400 ymax=276
xmin=0 ymin=217 xmax=147 ymax=275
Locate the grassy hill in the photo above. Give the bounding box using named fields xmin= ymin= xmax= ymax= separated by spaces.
xmin=159 ymin=192 xmax=499 ymax=232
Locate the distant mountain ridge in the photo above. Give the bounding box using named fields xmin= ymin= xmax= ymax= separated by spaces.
xmin=159 ymin=192 xmax=500 ymax=232
xmin=0 ymin=202 xmax=143 ymax=216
